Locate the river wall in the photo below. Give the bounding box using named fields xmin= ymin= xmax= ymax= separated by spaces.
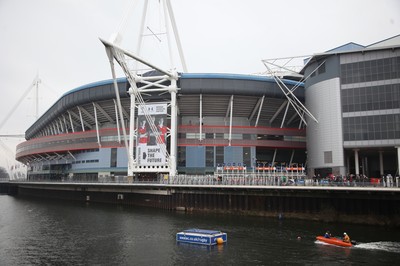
xmin=2 ymin=182 xmax=400 ymax=226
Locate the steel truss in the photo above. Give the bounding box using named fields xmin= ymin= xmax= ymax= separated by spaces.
xmin=262 ymin=56 xmax=324 ymax=167
xmin=102 ymin=39 xmax=179 ymax=177
xmin=262 ymin=57 xmax=319 ymax=126
xmin=101 ymin=0 xmax=187 ymax=178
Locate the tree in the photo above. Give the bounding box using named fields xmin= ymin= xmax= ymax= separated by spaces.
xmin=0 ymin=167 xmax=9 ymax=180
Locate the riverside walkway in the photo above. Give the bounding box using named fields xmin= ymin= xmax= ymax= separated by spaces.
xmin=3 ymin=174 xmax=399 ymax=190
xmin=2 ymin=176 xmax=400 ymax=226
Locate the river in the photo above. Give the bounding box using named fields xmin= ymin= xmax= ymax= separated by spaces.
xmin=0 ymin=195 xmax=399 ymax=265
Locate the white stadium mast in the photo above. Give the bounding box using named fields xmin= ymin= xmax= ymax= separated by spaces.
xmin=101 ymin=0 xmax=187 ymax=179
xmin=0 ymin=75 xmax=42 ymax=179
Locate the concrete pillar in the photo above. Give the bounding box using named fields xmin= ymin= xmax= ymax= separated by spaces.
xmin=354 ymin=149 xmax=360 ymax=175
xmin=364 ymin=156 xmax=368 ymax=176
xmin=397 ymin=146 xmax=400 ymax=177
xmin=379 ymin=151 xmax=384 ymax=176
xmin=170 ymin=80 xmax=178 ymax=177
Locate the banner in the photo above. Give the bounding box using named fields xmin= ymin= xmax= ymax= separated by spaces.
xmin=136 ymin=103 xmax=168 ymax=166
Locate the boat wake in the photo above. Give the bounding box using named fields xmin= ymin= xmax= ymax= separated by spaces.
xmin=315 ymin=240 xmax=332 ymax=246
xmin=354 ymin=242 xmax=400 ymax=253
xmin=314 ymin=240 xmax=350 ymax=248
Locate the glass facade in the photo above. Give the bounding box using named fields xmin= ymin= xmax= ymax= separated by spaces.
xmin=341 ymin=57 xmax=400 ymax=84
xmin=341 ymin=56 xmax=400 ymax=142
xmin=205 ymin=147 xmax=214 ymax=167
xmin=342 ymin=84 xmax=400 ymax=112
xmin=177 ymin=146 xmax=186 ymax=167
xmin=343 ymin=114 xmax=400 ymax=141
xmin=216 ymin=146 xmax=224 ymax=165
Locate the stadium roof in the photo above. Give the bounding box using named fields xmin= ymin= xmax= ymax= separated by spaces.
xmin=25 ymin=73 xmax=305 ymax=139
xmin=300 ymin=34 xmax=400 ymax=74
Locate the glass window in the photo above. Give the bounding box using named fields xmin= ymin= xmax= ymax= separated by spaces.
xmin=340 ymin=56 xmax=400 ymax=84
xmin=342 ymin=83 xmax=400 ymax=113
xmin=243 ymin=147 xmax=251 ymax=167
xmin=205 ymin=133 xmax=214 ymax=139
xmin=243 ymin=134 xmax=252 ymax=140
xmin=216 ymin=146 xmax=224 ymax=165
xmin=177 ymin=147 xmax=186 ymax=167
xmin=318 ymin=61 xmax=326 ymax=74
xmin=215 ymin=133 xmax=224 ymax=139
xmin=205 ymin=147 xmax=214 ymax=167
xmin=186 ymin=133 xmax=205 ymax=139
xmin=324 ymin=151 xmax=332 ymax=164
xmin=110 ymin=148 xmax=117 ymax=167
xmin=224 ymin=133 xmax=242 ymax=140
xmin=343 ymin=114 xmax=399 ymax=141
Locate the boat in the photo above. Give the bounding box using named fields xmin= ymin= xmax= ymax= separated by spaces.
xmin=176 ymin=229 xmax=227 ymax=246
xmin=316 ymin=236 xmax=354 ymax=247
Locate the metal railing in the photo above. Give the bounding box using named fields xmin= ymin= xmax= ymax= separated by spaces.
xmin=12 ymin=174 xmax=400 ymax=188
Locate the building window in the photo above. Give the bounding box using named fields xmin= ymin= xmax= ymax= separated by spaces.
xmin=216 ymin=146 xmax=224 ymax=165
xmin=243 ymin=134 xmax=252 ymax=140
xmin=215 ymin=133 xmax=224 ymax=139
xmin=177 ymin=147 xmax=186 ymax=167
xmin=110 ymin=148 xmax=117 ymax=167
xmin=318 ymin=61 xmax=326 ymax=74
xmin=343 ymin=114 xmax=400 ymax=141
xmin=224 ymin=133 xmax=242 ymax=140
xmin=341 ymin=84 xmax=400 ymax=113
xmin=324 ymin=151 xmax=332 ymax=164
xmin=85 ymin=159 xmax=99 ymax=163
xmin=205 ymin=133 xmax=214 ymax=139
xmin=186 ymin=133 xmax=205 ymax=139
xmin=206 ymin=147 xmax=214 ymax=167
xmin=243 ymin=147 xmax=251 ymax=167
xmin=341 ymin=56 xmax=400 ymax=84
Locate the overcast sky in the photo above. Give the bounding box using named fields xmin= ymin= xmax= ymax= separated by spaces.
xmin=0 ymin=0 xmax=399 ymax=169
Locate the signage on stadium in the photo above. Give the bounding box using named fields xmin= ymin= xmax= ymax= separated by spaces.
xmin=136 ymin=103 xmax=168 ymax=166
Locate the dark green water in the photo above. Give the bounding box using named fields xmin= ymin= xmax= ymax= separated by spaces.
xmin=0 ymin=195 xmax=399 ymax=265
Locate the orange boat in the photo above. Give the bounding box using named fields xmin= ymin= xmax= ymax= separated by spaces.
xmin=316 ymin=236 xmax=353 ymax=247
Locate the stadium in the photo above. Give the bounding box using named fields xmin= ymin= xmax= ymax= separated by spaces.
xmin=15 ymin=72 xmax=307 ymax=181
xmin=12 ymin=0 xmax=399 ymax=183
xmin=15 ymin=33 xmax=400 ymax=182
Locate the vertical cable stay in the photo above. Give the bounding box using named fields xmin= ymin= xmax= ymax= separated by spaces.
xmin=0 ymin=75 xmax=39 ymax=131
xmin=110 ymin=0 xmax=139 ymax=44
xmin=110 ymin=0 xmax=187 ymax=74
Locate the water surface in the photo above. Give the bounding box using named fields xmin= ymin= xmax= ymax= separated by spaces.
xmin=0 ymin=195 xmax=399 ymax=265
